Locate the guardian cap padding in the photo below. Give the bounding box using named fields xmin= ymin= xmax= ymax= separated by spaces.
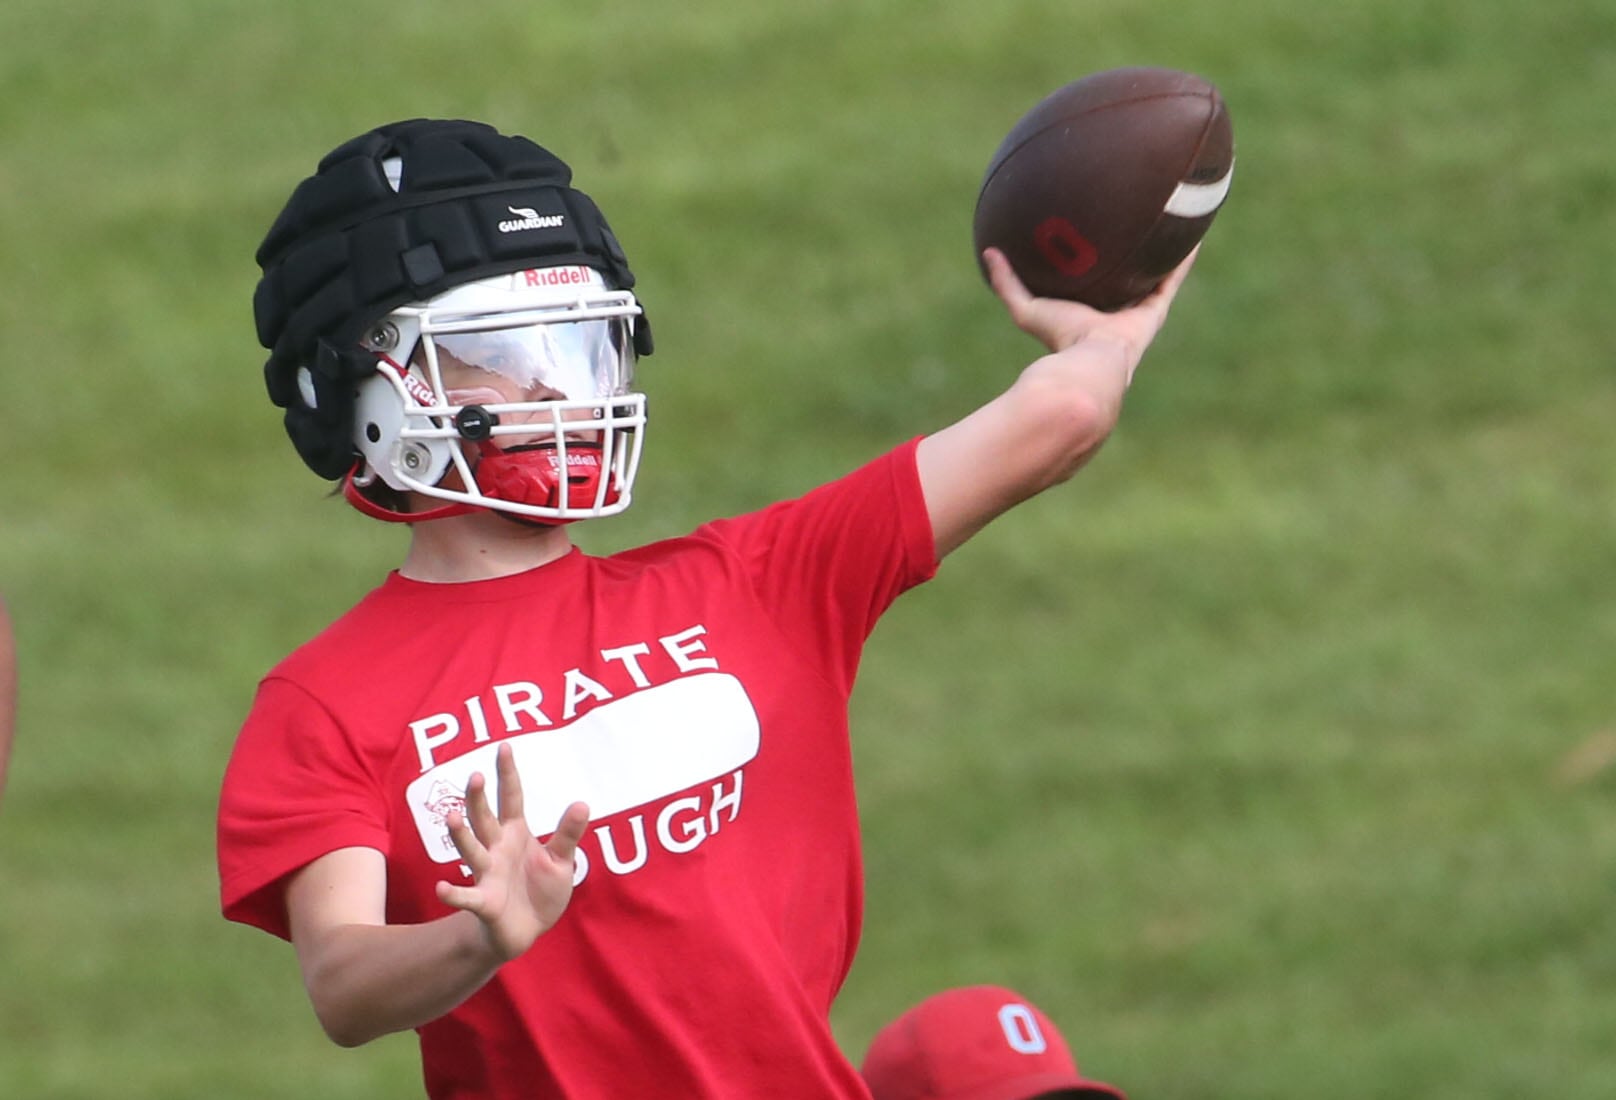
xmin=253 ymin=118 xmax=647 ymax=478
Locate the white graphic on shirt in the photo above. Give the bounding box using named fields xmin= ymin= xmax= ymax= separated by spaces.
xmin=408 ymin=624 xmax=721 ymax=771
xmin=406 ymin=672 xmax=760 ymax=864
xmin=571 ymin=769 xmax=743 ymax=887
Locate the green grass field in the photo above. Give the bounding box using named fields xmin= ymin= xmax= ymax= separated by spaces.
xmin=3 ymin=1 xmax=1614 ymax=1096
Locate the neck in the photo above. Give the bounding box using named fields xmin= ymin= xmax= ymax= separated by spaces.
xmin=399 ymin=508 xmax=575 ymax=583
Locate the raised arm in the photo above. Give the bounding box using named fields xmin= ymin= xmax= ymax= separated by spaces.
xmin=916 ymin=247 xmax=1197 ymax=558
xmin=284 ymin=744 xmax=589 ymax=1047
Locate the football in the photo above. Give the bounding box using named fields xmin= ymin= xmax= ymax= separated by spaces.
xmin=973 ymin=66 xmax=1234 ymax=310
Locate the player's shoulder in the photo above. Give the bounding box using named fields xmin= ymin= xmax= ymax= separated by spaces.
xmin=599 ymin=523 xmax=744 ymax=577
xmin=255 ymin=577 xmax=401 ymax=686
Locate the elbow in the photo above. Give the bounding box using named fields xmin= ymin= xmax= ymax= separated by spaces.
xmin=306 ymin=986 xmax=382 ymax=1049
xmin=1023 ymin=377 xmax=1121 ymax=486
xmin=1056 ymin=387 xmax=1121 ymax=458
xmin=316 ymin=1010 xmax=378 ymax=1050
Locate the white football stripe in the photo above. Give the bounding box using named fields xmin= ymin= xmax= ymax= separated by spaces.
xmin=1164 ymin=160 xmax=1234 ymax=218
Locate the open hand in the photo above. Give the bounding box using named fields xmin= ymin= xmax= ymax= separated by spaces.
xmin=434 ymin=742 xmax=590 ymax=962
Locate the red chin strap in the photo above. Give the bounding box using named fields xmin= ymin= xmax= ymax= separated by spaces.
xmin=340 ymin=443 xmax=621 ymax=525
xmin=341 ymin=465 xmax=476 ymax=523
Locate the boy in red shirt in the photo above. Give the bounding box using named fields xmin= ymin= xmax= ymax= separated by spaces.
xmin=217 ymin=118 xmax=1196 ymax=1099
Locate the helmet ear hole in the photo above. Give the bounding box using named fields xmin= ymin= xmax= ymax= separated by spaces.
xmin=365 ymin=423 xmax=382 ymax=443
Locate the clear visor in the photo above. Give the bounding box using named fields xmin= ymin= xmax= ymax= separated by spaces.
xmin=421 ymin=317 xmax=634 ymax=405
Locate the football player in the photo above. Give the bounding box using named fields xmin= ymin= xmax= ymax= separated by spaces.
xmin=216 ymin=118 xmax=1195 ymax=1099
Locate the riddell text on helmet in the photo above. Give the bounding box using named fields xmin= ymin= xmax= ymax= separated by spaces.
xmin=521 ymin=265 xmax=595 ymax=286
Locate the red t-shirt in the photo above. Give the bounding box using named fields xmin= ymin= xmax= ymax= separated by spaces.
xmin=217 ymin=441 xmax=937 ymax=1099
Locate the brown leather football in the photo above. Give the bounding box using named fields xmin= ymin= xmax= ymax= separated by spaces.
xmin=973 ymin=67 xmax=1234 ymax=310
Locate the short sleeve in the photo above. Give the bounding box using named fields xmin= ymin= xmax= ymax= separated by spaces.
xmin=696 ymin=438 xmax=938 ymax=695
xmin=216 ymin=677 xmax=390 ymax=940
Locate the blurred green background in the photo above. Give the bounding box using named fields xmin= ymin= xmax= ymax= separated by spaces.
xmin=3 ymin=1 xmax=1614 ymax=1097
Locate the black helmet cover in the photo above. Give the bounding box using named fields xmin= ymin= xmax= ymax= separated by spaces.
xmin=252 ymin=118 xmax=650 ymax=479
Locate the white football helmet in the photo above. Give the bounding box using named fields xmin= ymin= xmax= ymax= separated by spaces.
xmin=333 ymin=264 xmax=647 ymax=523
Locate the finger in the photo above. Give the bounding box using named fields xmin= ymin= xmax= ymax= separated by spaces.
xmin=985 ymin=247 xmax=1106 ymax=352
xmin=1149 ymin=244 xmax=1200 ymax=305
xmin=435 ymin=878 xmax=487 ymax=916
xmin=1113 ymin=246 xmax=1199 ymax=343
xmin=463 ymin=770 xmax=500 ymax=844
xmin=493 ymin=742 xmax=525 ymax=825
xmin=982 ymin=248 xmax=1034 ymax=315
xmin=445 ymin=809 xmax=489 ymax=870
xmin=543 ymin=801 xmax=591 ymax=864
xmin=984 ymin=248 xmax=1056 ymax=343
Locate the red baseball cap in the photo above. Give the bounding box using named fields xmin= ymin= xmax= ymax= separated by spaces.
xmin=860 ymin=985 xmax=1127 ymax=1100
